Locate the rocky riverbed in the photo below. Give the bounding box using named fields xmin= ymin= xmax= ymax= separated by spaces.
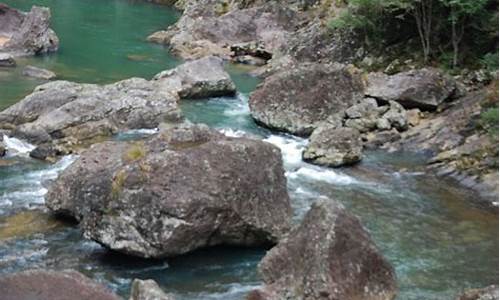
xmin=0 ymin=0 xmax=498 ymax=299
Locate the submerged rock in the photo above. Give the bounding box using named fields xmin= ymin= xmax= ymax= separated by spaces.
xmin=46 ymin=124 xmax=292 ymax=258
xmin=249 ymin=63 xmax=364 ymax=136
xmin=250 ymin=198 xmax=397 ymax=300
xmin=22 ymin=65 xmax=57 ymax=80
xmin=0 ymin=4 xmax=59 ymax=56
xmin=456 ymin=285 xmax=499 ymax=300
xmin=0 ymin=53 xmax=16 ymax=67
xmin=130 ymin=279 xmax=175 ymax=300
xmin=303 ymin=126 xmax=363 ymax=167
xmin=0 ymin=269 xmax=121 ymax=300
xmin=0 ymin=78 xmax=180 ymax=154
xmin=153 ymin=56 xmax=236 ymax=98
xmin=365 ymin=68 xmax=457 ymax=111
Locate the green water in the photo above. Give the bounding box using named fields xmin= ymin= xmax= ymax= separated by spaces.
xmin=0 ymin=1 xmax=498 ymax=299
xmin=0 ymin=0 xmax=180 ymax=109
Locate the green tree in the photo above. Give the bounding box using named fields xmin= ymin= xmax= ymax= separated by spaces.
xmin=440 ymin=0 xmax=489 ymax=67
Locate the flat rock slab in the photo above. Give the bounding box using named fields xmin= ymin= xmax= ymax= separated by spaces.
xmin=22 ymin=65 xmax=57 ymax=80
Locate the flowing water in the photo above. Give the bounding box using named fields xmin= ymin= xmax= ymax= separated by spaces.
xmin=0 ymin=1 xmax=498 ymax=299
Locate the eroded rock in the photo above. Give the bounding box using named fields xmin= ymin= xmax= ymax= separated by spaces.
xmin=0 ymin=4 xmax=59 ymax=56
xmin=46 ymin=124 xmax=292 ymax=258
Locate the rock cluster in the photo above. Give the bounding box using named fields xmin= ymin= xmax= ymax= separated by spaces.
xmin=46 ymin=124 xmax=292 ymax=258
xmin=0 ymin=4 xmax=59 ymax=56
xmin=0 ymin=56 xmax=236 ymax=160
xmin=248 ymin=198 xmax=397 ymax=300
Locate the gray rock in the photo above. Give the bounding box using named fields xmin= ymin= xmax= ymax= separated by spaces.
xmin=249 ymin=63 xmax=364 ymax=136
xmin=155 ymin=2 xmax=297 ymax=60
xmin=250 ymin=198 xmax=397 ymax=300
xmin=0 ymin=269 xmax=122 ymax=300
xmin=153 ymin=56 xmax=236 ymax=99
xmin=130 ymin=279 xmax=174 ymax=300
xmin=303 ymin=126 xmax=363 ymax=167
xmin=22 ymin=65 xmax=56 ymax=80
xmin=0 ymin=53 xmax=16 ymax=67
xmin=456 ymin=285 xmax=499 ymax=300
xmin=365 ymin=68 xmax=457 ymax=110
xmin=380 ymin=101 xmax=408 ymax=131
xmin=0 ymin=78 xmax=180 ymax=153
xmin=0 ymin=4 xmax=59 ymax=56
xmin=46 ymin=124 xmax=292 ymax=258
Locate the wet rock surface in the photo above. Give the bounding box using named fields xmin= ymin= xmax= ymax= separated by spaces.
xmin=249 ymin=198 xmax=397 ymax=300
xmin=0 ymin=53 xmax=16 ymax=67
xmin=0 ymin=4 xmax=59 ymax=56
xmin=0 ymin=269 xmax=122 ymax=300
xmin=46 ymin=124 xmax=292 ymax=258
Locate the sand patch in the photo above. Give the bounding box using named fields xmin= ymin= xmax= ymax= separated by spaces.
xmin=0 ymin=36 xmax=10 ymax=47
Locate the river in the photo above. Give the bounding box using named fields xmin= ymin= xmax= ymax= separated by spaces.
xmin=0 ymin=1 xmax=498 ymax=299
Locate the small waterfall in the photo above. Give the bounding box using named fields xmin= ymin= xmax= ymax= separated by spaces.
xmin=2 ymin=135 xmax=36 ymax=155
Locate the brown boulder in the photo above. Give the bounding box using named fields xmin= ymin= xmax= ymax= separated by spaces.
xmin=252 ymin=198 xmax=397 ymax=300
xmin=0 ymin=269 xmax=121 ymax=300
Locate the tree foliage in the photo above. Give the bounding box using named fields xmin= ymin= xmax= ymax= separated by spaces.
xmin=329 ymin=0 xmax=498 ymax=68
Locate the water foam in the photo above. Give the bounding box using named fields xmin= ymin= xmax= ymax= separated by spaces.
xmin=287 ymin=166 xmax=357 ymax=185
xmin=263 ymin=135 xmax=307 ymax=167
xmin=2 ymin=135 xmax=35 ymax=155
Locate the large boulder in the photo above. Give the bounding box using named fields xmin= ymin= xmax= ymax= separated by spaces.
xmin=249 ymin=63 xmax=364 ymax=136
xmin=130 ymin=279 xmax=174 ymax=300
xmin=0 ymin=4 xmax=59 ymax=56
xmin=249 ymin=198 xmax=397 ymax=300
xmin=0 ymin=78 xmax=180 ymax=153
xmin=149 ymin=1 xmax=297 ymax=60
xmin=153 ymin=56 xmax=236 ymax=98
xmin=365 ymin=68 xmax=457 ymax=111
xmin=456 ymin=285 xmax=499 ymax=300
xmin=46 ymin=124 xmax=292 ymax=258
xmin=303 ymin=126 xmax=363 ymax=167
xmin=0 ymin=269 xmax=121 ymax=300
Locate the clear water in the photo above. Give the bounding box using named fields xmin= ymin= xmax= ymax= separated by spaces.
xmin=0 ymin=1 xmax=498 ymax=299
